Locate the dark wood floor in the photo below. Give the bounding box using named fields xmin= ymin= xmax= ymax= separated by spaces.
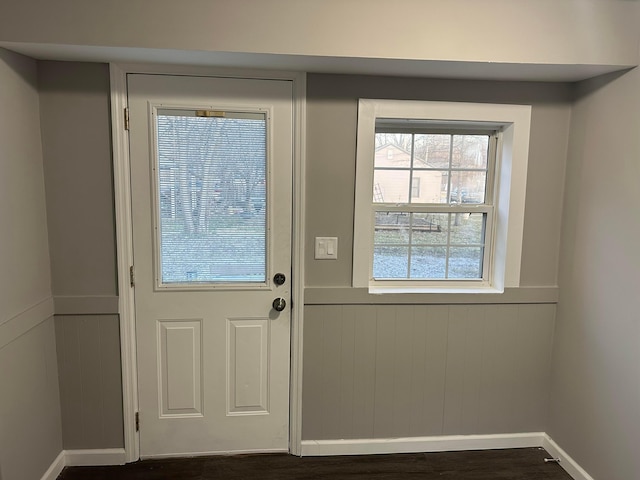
xmin=58 ymin=448 xmax=572 ymax=479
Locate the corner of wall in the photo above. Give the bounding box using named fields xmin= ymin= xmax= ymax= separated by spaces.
xmin=0 ymin=47 xmax=62 ymax=480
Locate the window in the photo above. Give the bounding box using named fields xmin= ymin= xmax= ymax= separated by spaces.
xmin=155 ymin=109 xmax=268 ymax=286
xmin=372 ymin=130 xmax=495 ymax=282
xmin=410 ymin=176 xmax=420 ymax=198
xmin=353 ymin=100 xmax=532 ymax=293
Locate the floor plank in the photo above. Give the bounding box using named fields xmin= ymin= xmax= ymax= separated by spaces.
xmin=58 ymin=448 xmax=572 ymax=480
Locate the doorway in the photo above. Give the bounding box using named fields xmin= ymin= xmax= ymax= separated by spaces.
xmin=126 ymin=73 xmax=295 ymax=457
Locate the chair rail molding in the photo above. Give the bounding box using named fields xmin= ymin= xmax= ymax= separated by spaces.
xmin=0 ymin=296 xmax=54 ymax=349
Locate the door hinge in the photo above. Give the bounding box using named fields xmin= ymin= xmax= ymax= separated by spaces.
xmin=124 ymin=107 xmax=130 ymax=131
xmin=135 ymin=411 xmax=140 ymax=432
xmin=129 ymin=265 xmax=135 ymax=287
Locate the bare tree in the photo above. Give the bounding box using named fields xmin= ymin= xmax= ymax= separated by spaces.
xmin=158 ymin=114 xmax=266 ymax=235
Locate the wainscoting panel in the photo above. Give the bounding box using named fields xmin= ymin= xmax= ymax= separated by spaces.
xmin=55 ymin=315 xmax=124 ymax=449
xmin=0 ymin=316 xmax=63 ymax=480
xmin=302 ymin=303 xmax=555 ymax=440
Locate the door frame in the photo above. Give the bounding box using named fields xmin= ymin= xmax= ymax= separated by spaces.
xmin=109 ymin=63 xmax=306 ymax=462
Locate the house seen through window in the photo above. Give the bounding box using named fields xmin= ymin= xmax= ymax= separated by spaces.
xmin=372 ymin=130 xmax=495 ymax=281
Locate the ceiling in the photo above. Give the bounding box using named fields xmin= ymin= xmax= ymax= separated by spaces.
xmin=1 ymin=42 xmax=634 ymax=83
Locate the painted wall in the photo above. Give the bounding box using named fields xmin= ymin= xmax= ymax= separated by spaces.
xmin=0 ymin=49 xmax=62 ymax=480
xmin=38 ymin=61 xmax=117 ymax=298
xmin=303 ymin=304 xmax=555 ymax=439
xmin=0 ymin=319 xmax=62 ymax=480
xmin=0 ymin=56 xmax=52 ymax=318
xmin=548 ymin=66 xmax=640 ymax=479
xmin=38 ymin=61 xmax=124 ymax=449
xmin=31 ymin=63 xmax=571 ymax=450
xmin=0 ymin=0 xmax=637 ymax=69
xmin=305 ymin=74 xmax=572 ymax=288
xmin=54 ymin=315 xmax=123 ymax=449
xmin=300 ymin=74 xmax=570 ymax=440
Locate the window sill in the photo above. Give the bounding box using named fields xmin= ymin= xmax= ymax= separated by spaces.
xmin=369 ymin=285 xmax=505 ymax=295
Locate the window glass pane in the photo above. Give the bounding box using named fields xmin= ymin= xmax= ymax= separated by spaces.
xmin=409 ymin=171 xmax=445 ymax=203
xmin=411 ymin=213 xmax=448 ymax=244
xmin=414 ymin=134 xmax=451 ymax=168
xmin=374 ymin=212 xmax=410 ymax=244
xmin=449 ymin=171 xmax=487 ymax=204
xmin=411 ymin=176 xmax=420 ymax=198
xmin=373 ymin=170 xmax=410 ymax=203
xmin=156 ymin=112 xmax=267 ymax=284
xmin=410 ymin=246 xmax=447 ymax=279
xmin=448 ymin=247 xmax=483 ymax=279
xmin=374 ymin=133 xmax=412 ymax=167
xmin=370 ymin=129 xmax=491 ymax=282
xmin=449 ymin=213 xmax=485 ymax=245
xmin=373 ymin=246 xmax=409 ymax=279
xmin=373 ymin=211 xmax=486 ymax=280
xmin=451 ymin=135 xmax=489 ymax=169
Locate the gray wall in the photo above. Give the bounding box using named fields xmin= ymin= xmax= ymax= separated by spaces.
xmin=548 ymin=67 xmax=640 ymax=479
xmin=55 ymin=315 xmax=123 ymax=449
xmin=0 ymin=57 xmax=52 ymax=316
xmin=303 ymin=304 xmax=555 ymax=439
xmin=301 ymin=74 xmax=570 ymax=440
xmin=38 ymin=61 xmax=123 ymax=449
xmin=38 ymin=61 xmax=117 ymax=298
xmin=0 ymin=318 xmax=62 ymax=480
xmin=304 ymin=74 xmax=571 ymax=288
xmin=0 ymin=49 xmax=62 ymax=480
xmin=33 ymin=65 xmax=573 ymax=450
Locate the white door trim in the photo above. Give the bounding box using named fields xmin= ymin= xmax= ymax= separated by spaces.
xmin=109 ymin=63 xmax=306 ymax=462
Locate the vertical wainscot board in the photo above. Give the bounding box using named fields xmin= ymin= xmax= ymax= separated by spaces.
xmin=55 ymin=315 xmax=124 ymax=448
xmin=302 ymin=304 xmax=555 ymax=440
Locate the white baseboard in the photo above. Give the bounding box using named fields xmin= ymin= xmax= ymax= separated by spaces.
xmin=40 ymin=451 xmax=65 ymax=480
xmin=302 ymin=433 xmax=593 ymax=480
xmin=542 ymin=435 xmax=595 ymax=480
xmin=40 ymin=438 xmax=592 ymax=480
xmin=301 ymin=432 xmax=546 ymax=456
xmin=40 ymin=448 xmax=127 ymax=480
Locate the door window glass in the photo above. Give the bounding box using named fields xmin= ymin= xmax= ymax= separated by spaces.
xmin=156 ymin=109 xmax=267 ymax=285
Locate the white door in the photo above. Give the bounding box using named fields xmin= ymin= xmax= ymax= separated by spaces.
xmin=128 ymin=74 xmax=292 ymax=457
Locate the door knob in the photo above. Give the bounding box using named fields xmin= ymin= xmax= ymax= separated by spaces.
xmin=272 ymin=298 xmax=287 ymax=312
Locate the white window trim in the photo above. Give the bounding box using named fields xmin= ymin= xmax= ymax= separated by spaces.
xmin=353 ymin=99 xmax=532 ymax=294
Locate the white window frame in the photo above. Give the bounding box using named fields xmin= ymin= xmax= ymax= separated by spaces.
xmin=353 ymin=99 xmax=532 ymax=294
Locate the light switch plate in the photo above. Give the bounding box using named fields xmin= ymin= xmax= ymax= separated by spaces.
xmin=315 ymin=237 xmax=338 ymax=260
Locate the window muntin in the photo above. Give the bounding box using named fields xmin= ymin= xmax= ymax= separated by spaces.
xmin=371 ymin=128 xmax=495 ymax=283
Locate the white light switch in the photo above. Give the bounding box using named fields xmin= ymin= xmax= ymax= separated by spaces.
xmin=315 ymin=237 xmax=338 ymax=260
